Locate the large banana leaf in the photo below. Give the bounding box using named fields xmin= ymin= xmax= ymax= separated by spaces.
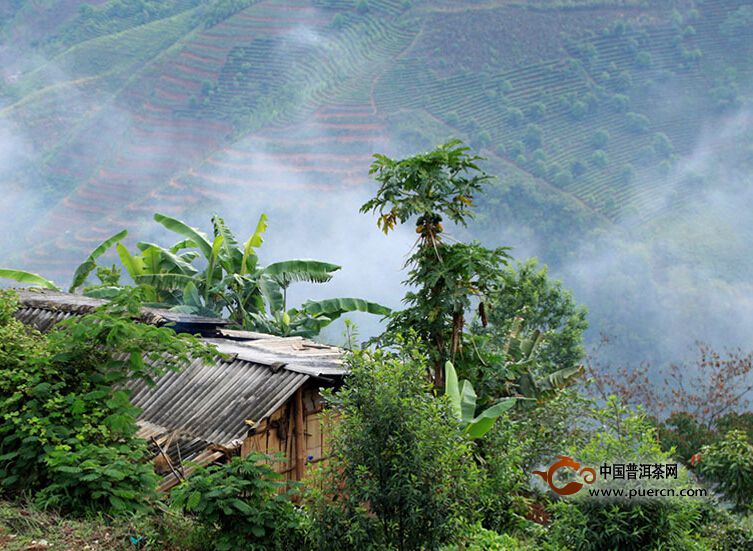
xmin=134 ymin=273 xmax=196 ymax=289
xmin=69 ymin=229 xmax=128 ymax=292
xmin=518 ymin=365 xmax=584 ymax=400
xmin=204 ymin=235 xmax=224 ymax=296
xmin=136 ymin=242 xmax=198 ymax=275
xmin=445 ymin=360 xmax=480 ymax=423
xmin=259 ymin=274 xmax=284 ymax=314
xmin=445 ymin=360 xmax=462 ymax=419
xmin=0 ymin=269 xmax=59 ymax=290
xmin=459 ymin=380 xmax=477 ymax=423
xmin=539 ymin=365 xmax=584 ymax=392
xmin=154 ymin=213 xmax=212 ymax=259
xmin=299 ymin=297 xmax=391 ymax=317
xmin=182 ymin=281 xmax=202 ymax=308
xmin=466 ymin=398 xmax=517 ymax=439
xmin=116 ymin=243 xmax=145 ymax=279
xmin=444 ymin=360 xmax=519 ymax=439
xmin=263 ymin=260 xmax=341 ymax=286
xmin=212 ymin=215 xmax=243 ymax=273
xmin=141 ymin=246 xmax=162 ymax=275
xmin=83 ymin=286 xmax=125 ymax=299
xmin=241 ymin=213 xmax=268 ymax=275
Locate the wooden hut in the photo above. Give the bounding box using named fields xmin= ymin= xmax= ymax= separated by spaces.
xmin=13 ymin=289 xmax=345 ymax=491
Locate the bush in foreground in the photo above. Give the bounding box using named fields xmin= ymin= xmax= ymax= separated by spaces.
xmin=307 ymin=345 xmax=482 ymax=550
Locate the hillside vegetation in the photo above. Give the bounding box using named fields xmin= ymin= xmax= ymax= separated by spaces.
xmin=2 ymin=1 xmax=753 ymax=367
xmin=1 ymin=0 xmax=751 ymax=264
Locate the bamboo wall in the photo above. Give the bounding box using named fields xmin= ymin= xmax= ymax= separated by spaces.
xmin=240 ymin=385 xmax=335 ymax=482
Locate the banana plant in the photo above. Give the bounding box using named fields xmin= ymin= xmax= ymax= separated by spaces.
xmin=69 ymin=230 xmax=128 ymax=292
xmin=2 ymin=212 xmax=391 ymax=339
xmin=249 ymin=296 xmax=392 ymax=338
xmin=0 ymin=269 xmax=60 ymax=290
xmin=499 ymin=317 xmax=585 ymax=399
xmin=517 ymin=364 xmax=585 ymax=400
xmin=149 ymin=212 xmax=391 ymax=335
xmin=444 ymin=360 xmax=519 ymax=439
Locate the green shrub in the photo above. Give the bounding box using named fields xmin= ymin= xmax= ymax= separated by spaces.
xmin=508 ymin=140 xmax=525 ymax=157
xmin=657 ymin=411 xmax=715 ymax=463
xmin=570 ymin=159 xmax=586 ymax=177
xmin=0 ymin=289 xmax=211 ymax=515
xmin=507 ymin=108 xmax=524 ymax=127
xmin=618 ymin=163 xmax=636 ymax=184
xmin=482 ymin=259 xmax=587 ymax=377
xmin=569 ymin=100 xmax=588 ymax=120
xmin=355 ymin=0 xmax=369 ymax=14
xmin=554 ymin=171 xmax=573 ymax=187
xmin=697 ymin=430 xmax=753 ymax=512
xmin=546 ymin=398 xmax=703 ymax=551
xmin=549 ymin=499 xmax=701 ymax=551
xmin=307 ymin=346 xmax=482 ymax=550
xmin=610 ymin=94 xmax=630 ymax=113
xmin=652 ymin=132 xmax=674 ymax=159
xmin=635 ymin=51 xmax=652 ymax=69
xmin=527 ymin=102 xmax=546 ymax=121
xmin=625 ymin=112 xmax=649 ymax=133
xmin=331 ymin=13 xmax=346 ymax=29
xmin=590 ymin=150 xmax=608 ymax=168
xmin=440 ymin=522 xmax=532 ymax=550
xmin=523 ymin=124 xmax=543 ymax=149
xmin=171 ymin=454 xmax=304 ymax=551
xmin=475 ymin=419 xmax=532 ymax=534
xmin=37 ymin=444 xmax=157 ymax=514
xmin=590 ymin=129 xmax=609 ymax=149
xmin=697 ymin=507 xmax=753 ymax=551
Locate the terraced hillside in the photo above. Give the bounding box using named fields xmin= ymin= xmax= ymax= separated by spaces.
xmin=1 ymin=0 xmax=752 ymax=283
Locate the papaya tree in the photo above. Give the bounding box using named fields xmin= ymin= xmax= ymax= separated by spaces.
xmin=361 ymin=139 xmax=509 ymax=387
xmin=362 ymin=140 xmax=585 ymax=398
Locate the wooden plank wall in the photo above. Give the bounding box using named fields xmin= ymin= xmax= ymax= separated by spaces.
xmin=240 ymin=387 xmax=335 ymax=482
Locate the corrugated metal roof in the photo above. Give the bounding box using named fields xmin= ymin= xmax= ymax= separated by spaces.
xmin=14 ymin=289 xmax=228 ymax=336
xmin=206 ymin=337 xmax=346 ymax=379
xmin=11 ymin=289 xmax=345 ymax=448
xmin=129 ymin=356 xmax=309 ymax=444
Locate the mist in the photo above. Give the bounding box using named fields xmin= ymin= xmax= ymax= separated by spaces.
xmin=2 ymin=3 xmax=753 ymax=365
xmin=557 ymin=105 xmax=753 ymax=368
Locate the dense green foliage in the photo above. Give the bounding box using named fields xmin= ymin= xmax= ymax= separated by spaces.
xmin=481 ymin=259 xmax=588 ymax=376
xmin=548 ymin=398 xmax=703 ymax=550
xmin=697 ymin=430 xmax=753 ymax=513
xmin=1 ymin=113 xmax=752 ymax=551
xmin=50 ymin=0 xmax=201 ymax=49
xmin=171 ymin=454 xmax=304 ymax=550
xmin=309 ymin=345 xmax=482 ymax=550
xmin=0 ymin=289 xmax=212 ymax=514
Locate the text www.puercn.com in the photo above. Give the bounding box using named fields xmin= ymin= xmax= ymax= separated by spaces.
xmin=587 ymin=487 xmax=708 ymax=498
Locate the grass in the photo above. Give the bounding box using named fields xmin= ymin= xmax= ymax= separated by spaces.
xmin=0 ymin=500 xmax=205 ymax=551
